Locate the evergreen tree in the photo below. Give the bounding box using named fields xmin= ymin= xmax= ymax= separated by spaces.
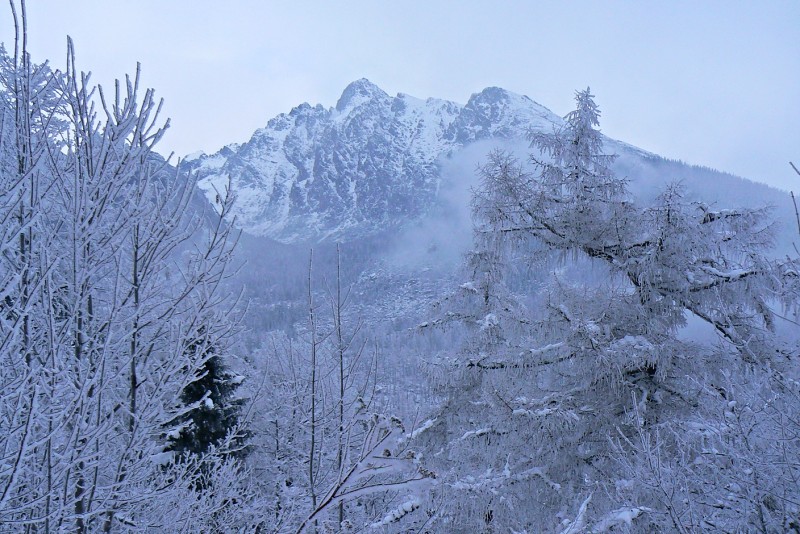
xmin=165 ymin=326 xmax=246 ymax=459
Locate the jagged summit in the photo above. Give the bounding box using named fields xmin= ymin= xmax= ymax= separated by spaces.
xmin=466 ymin=87 xmax=553 ymax=117
xmin=182 ymin=80 xmax=646 ymax=243
xmin=335 ymin=78 xmax=388 ymax=112
xmin=466 ymin=86 xmax=518 ymax=107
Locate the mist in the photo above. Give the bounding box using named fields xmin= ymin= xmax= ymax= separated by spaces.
xmin=385 ymin=139 xmax=531 ymax=272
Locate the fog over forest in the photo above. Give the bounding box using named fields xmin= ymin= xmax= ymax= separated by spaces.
xmin=2 ymin=3 xmax=800 ymax=533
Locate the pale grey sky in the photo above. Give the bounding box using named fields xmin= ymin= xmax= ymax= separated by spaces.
xmin=3 ymin=1 xmax=799 ymax=190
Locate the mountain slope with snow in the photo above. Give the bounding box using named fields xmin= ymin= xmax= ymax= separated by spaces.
xmin=185 ymin=80 xmax=564 ymax=242
xmin=185 ymin=79 xmax=793 ymax=248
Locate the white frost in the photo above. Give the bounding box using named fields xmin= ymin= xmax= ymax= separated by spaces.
xmin=370 ymin=495 xmax=421 ymax=528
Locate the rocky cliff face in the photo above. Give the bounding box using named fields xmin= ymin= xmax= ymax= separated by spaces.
xmin=185 ymin=79 xmax=787 ymax=250
xmin=184 ymin=79 xmax=565 ymax=242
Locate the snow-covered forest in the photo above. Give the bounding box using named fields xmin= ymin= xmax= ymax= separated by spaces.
xmin=2 ymin=6 xmax=800 ymax=534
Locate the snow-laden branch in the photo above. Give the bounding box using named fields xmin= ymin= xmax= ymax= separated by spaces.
xmin=559 ymin=494 xmax=651 ymax=534
xmin=295 ymin=414 xmax=436 ymax=533
xmin=451 ymin=457 xmax=561 ymax=493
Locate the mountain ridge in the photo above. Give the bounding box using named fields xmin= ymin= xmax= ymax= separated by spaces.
xmin=184 ymin=80 xmax=570 ymax=242
xmin=183 ymin=80 xmax=785 ymax=246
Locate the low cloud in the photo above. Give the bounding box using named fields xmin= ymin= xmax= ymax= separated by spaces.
xmin=385 ymin=139 xmax=530 ymax=272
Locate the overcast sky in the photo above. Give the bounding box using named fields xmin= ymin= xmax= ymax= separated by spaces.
xmin=3 ymin=1 xmax=799 ymax=190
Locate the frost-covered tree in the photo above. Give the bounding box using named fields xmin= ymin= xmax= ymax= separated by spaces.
xmin=164 ymin=324 xmax=247 ymax=485
xmin=0 ymin=5 xmax=250 ymax=530
xmin=247 ymin=247 xmax=436 ymax=532
xmin=422 ymin=88 xmax=794 ymax=532
xmin=0 ymin=9 xmax=67 ymax=531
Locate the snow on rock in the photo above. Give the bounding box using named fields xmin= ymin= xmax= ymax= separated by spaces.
xmin=188 ymin=79 xmax=561 ymax=243
xmin=183 ymin=150 xmax=205 ymax=162
xmin=186 ymin=78 xmax=791 ymax=249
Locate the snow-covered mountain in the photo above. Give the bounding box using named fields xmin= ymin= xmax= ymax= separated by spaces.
xmin=184 ymin=79 xmax=792 ymax=247
xmin=184 ymin=79 xmax=567 ymax=242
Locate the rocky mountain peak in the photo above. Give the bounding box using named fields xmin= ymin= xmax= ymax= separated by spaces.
xmin=468 ymin=86 xmax=512 ymax=104
xmin=186 ymin=81 xmax=569 ymax=242
xmin=335 ymin=78 xmax=388 ymax=112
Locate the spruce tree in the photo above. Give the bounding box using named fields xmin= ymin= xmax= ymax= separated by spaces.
xmin=165 ymin=326 xmax=246 ymax=461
